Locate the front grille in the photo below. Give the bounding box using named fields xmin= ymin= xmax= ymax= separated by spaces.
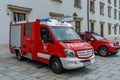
xmin=114 ymin=42 xmax=119 ymax=46
xmin=77 ymin=49 xmax=93 ymax=57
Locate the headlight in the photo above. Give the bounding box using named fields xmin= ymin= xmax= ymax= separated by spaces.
xmin=64 ymin=49 xmax=75 ymax=57
xmin=110 ymin=43 xmax=114 ymax=46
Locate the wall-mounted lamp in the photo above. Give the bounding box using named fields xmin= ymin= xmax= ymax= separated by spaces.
xmin=72 ymin=12 xmax=78 ymax=20
xmin=6 ymin=10 xmax=9 ymax=15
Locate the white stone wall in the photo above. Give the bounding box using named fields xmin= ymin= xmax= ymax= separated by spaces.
xmin=0 ymin=0 xmax=88 ymax=45
xmin=0 ymin=0 xmax=120 ymax=48
xmin=89 ymin=0 xmax=120 ymax=41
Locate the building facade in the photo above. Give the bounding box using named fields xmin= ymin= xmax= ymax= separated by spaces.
xmin=89 ymin=0 xmax=120 ymax=41
xmin=0 ymin=0 xmax=120 ymax=49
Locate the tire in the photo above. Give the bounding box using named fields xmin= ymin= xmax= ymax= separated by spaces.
xmin=51 ymin=58 xmax=63 ymax=74
xmin=98 ymin=47 xmax=109 ymax=57
xmin=16 ymin=51 xmax=23 ymax=61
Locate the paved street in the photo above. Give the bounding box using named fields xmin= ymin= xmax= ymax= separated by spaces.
xmin=0 ymin=49 xmax=120 ymax=80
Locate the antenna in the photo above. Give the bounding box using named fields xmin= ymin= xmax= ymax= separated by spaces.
xmin=56 ymin=15 xmax=75 ymax=23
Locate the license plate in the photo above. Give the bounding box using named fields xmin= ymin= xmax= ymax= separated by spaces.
xmin=84 ymin=61 xmax=91 ymax=66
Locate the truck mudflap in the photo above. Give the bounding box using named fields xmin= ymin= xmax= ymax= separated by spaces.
xmin=60 ymin=55 xmax=95 ymax=69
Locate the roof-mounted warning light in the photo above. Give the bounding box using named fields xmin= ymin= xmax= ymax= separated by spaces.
xmin=40 ymin=18 xmax=51 ymax=22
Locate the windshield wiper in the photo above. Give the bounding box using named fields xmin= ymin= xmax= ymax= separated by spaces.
xmin=60 ymin=40 xmax=71 ymax=43
xmin=71 ymin=39 xmax=84 ymax=41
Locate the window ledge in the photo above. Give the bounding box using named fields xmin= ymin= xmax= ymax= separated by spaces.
xmin=100 ymin=13 xmax=104 ymax=16
xmin=74 ymin=6 xmax=82 ymax=9
xmin=90 ymin=10 xmax=95 ymax=13
xmin=8 ymin=5 xmax=32 ymax=12
xmin=51 ymin=0 xmax=62 ymax=3
xmin=108 ymin=16 xmax=111 ymax=18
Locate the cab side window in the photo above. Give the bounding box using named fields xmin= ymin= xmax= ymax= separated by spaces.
xmin=86 ymin=35 xmax=93 ymax=41
xmin=25 ymin=23 xmax=31 ymax=36
xmin=40 ymin=27 xmax=53 ymax=43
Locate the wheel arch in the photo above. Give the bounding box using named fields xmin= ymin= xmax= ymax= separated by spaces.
xmin=49 ymin=55 xmax=62 ymax=68
xmin=98 ymin=45 xmax=109 ymax=52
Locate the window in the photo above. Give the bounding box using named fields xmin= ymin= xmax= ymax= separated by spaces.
xmin=74 ymin=17 xmax=83 ymax=34
xmin=51 ymin=26 xmax=81 ymax=40
xmin=114 ymin=0 xmax=117 ymax=7
xmin=114 ymin=9 xmax=117 ymax=19
xmin=90 ymin=1 xmax=95 ymax=13
xmin=86 ymin=35 xmax=93 ymax=41
xmin=8 ymin=5 xmax=32 ymax=22
xmin=40 ymin=27 xmax=53 ymax=43
xmin=75 ymin=21 xmax=81 ymax=33
xmin=114 ymin=24 xmax=117 ymax=34
xmin=119 ymin=0 xmax=120 ymax=8
xmin=74 ymin=0 xmax=81 ymax=8
xmin=13 ymin=12 xmax=26 ymax=22
xmin=51 ymin=0 xmax=62 ymax=3
xmin=90 ymin=19 xmax=96 ymax=32
xmin=25 ymin=24 xmax=31 ymax=36
xmin=108 ymin=0 xmax=111 ymax=4
xmin=100 ymin=3 xmax=104 ymax=15
xmin=108 ymin=24 xmax=111 ymax=35
xmin=108 ymin=6 xmax=111 ymax=17
xmin=90 ymin=23 xmax=94 ymax=32
xmin=100 ymin=22 xmax=105 ymax=36
xmin=119 ymin=25 xmax=120 ymax=34
xmin=119 ymin=11 xmax=120 ymax=20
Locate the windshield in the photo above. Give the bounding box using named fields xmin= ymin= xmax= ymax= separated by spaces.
xmin=93 ymin=34 xmax=105 ymax=40
xmin=51 ymin=26 xmax=82 ymax=41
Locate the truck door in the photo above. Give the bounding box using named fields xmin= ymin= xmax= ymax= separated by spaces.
xmin=22 ymin=23 xmax=33 ymax=59
xmin=86 ymin=35 xmax=96 ymax=50
xmin=86 ymin=35 xmax=94 ymax=43
xmin=37 ymin=26 xmax=54 ymax=64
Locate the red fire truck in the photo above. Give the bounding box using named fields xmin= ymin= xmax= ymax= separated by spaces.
xmin=9 ymin=19 xmax=95 ymax=74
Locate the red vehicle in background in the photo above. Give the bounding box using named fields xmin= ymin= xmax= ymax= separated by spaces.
xmin=79 ymin=32 xmax=120 ymax=57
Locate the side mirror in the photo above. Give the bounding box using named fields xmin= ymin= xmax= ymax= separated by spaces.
xmin=90 ymin=38 xmax=94 ymax=41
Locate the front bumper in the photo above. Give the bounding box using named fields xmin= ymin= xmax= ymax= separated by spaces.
xmin=109 ymin=46 xmax=120 ymax=53
xmin=60 ymin=55 xmax=95 ymax=69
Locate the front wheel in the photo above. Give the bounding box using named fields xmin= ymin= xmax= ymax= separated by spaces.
xmin=51 ymin=58 xmax=63 ymax=74
xmin=98 ymin=47 xmax=109 ymax=57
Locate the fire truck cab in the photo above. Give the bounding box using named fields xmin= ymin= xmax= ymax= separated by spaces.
xmin=10 ymin=19 xmax=95 ymax=74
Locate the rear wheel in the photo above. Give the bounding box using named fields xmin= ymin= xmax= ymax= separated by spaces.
xmin=51 ymin=58 xmax=63 ymax=74
xmin=16 ymin=51 xmax=23 ymax=61
xmin=98 ymin=47 xmax=109 ymax=57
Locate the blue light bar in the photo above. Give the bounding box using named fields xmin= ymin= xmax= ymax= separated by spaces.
xmin=40 ymin=18 xmax=51 ymax=22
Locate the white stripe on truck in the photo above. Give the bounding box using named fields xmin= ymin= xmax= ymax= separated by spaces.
xmin=37 ymin=53 xmax=50 ymax=59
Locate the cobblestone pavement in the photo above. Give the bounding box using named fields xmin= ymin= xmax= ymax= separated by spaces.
xmin=0 ymin=49 xmax=120 ymax=80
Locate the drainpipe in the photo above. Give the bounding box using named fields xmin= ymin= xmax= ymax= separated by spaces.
xmin=87 ymin=0 xmax=89 ymax=31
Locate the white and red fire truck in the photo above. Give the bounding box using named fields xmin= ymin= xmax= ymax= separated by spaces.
xmin=9 ymin=18 xmax=95 ymax=74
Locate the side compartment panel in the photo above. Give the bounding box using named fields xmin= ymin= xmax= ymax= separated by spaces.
xmin=10 ymin=26 xmax=21 ymax=48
